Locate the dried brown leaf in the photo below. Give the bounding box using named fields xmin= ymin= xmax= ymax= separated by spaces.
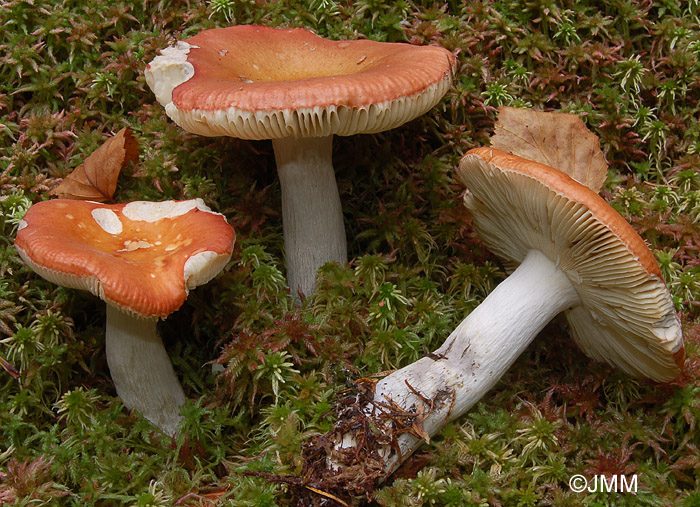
xmin=491 ymin=106 xmax=608 ymax=192
xmin=50 ymin=127 xmax=138 ymax=201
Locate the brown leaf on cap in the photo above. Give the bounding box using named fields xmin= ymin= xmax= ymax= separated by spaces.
xmin=491 ymin=106 xmax=608 ymax=192
xmin=50 ymin=127 xmax=138 ymax=201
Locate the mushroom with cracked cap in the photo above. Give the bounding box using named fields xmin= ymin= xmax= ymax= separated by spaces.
xmin=145 ymin=25 xmax=455 ymax=297
xmin=14 ymin=198 xmax=235 ymax=436
xmin=329 ymin=147 xmax=685 ymax=479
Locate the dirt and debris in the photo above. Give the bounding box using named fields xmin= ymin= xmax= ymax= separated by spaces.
xmin=288 ymin=376 xmax=446 ymax=505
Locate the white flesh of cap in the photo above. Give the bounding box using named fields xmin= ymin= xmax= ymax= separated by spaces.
xmin=144 ymin=41 xmax=197 ymax=107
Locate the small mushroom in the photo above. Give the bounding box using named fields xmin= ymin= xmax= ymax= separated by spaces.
xmin=145 ymin=25 xmax=455 ymax=297
xmin=333 ymin=147 xmax=684 ymax=475
xmin=15 ymin=199 xmax=235 ymax=435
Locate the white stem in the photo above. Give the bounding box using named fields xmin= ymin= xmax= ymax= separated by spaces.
xmin=105 ymin=305 xmax=186 ymax=436
xmin=345 ymin=250 xmax=581 ymax=473
xmin=272 ymin=136 xmax=347 ymax=298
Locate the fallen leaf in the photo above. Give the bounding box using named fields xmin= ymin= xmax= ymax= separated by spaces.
xmin=50 ymin=127 xmax=138 ymax=201
xmin=491 ymin=106 xmax=608 ymax=192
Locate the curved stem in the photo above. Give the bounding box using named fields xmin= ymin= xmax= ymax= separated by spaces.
xmin=272 ymin=136 xmax=347 ymax=299
xmin=105 ymin=305 xmax=186 ymax=436
xmin=337 ymin=249 xmax=581 ymax=474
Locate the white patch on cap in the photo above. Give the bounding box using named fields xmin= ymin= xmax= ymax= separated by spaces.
xmin=118 ymin=239 xmax=153 ymax=252
xmin=183 ymin=250 xmax=230 ymax=290
xmin=18 ymin=219 xmax=28 ymax=231
xmin=145 ymin=41 xmax=198 ymax=107
xmin=92 ymin=208 xmax=123 ymax=234
xmin=122 ymin=199 xmax=213 ymax=222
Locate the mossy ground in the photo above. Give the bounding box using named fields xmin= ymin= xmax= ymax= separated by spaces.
xmin=1 ymin=0 xmax=699 ymax=505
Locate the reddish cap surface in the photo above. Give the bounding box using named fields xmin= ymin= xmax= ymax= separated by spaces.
xmin=15 ymin=199 xmax=235 ymax=318
xmin=145 ymin=25 xmax=456 ymax=139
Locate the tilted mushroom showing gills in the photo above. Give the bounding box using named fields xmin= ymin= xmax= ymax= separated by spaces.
xmin=145 ymin=25 xmax=455 ymax=297
xmin=15 ymin=199 xmax=235 ymax=436
xmin=334 ymin=147 xmax=684 ymax=475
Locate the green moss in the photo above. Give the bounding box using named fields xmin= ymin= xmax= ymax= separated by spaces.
xmin=1 ymin=0 xmax=699 ymax=504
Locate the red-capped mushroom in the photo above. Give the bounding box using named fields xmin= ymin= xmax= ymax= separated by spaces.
xmin=145 ymin=25 xmax=455 ymax=297
xmin=15 ymin=198 xmax=235 ymax=435
xmin=331 ymin=147 xmax=684 ymax=476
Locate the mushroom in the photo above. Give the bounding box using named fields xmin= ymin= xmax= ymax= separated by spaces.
xmin=15 ymin=198 xmax=235 ymax=435
xmin=144 ymin=25 xmax=455 ymax=297
xmin=332 ymin=147 xmax=684 ymax=475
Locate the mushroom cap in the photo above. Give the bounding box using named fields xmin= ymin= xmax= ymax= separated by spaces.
xmin=145 ymin=25 xmax=455 ymax=139
xmin=15 ymin=199 xmax=235 ymax=319
xmin=457 ymin=147 xmax=684 ymax=382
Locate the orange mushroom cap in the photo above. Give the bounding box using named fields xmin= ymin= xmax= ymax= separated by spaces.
xmin=15 ymin=199 xmax=235 ymax=319
xmin=145 ymin=25 xmax=456 ymax=139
